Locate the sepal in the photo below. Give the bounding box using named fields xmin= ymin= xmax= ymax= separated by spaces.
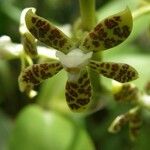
xmin=80 ymin=7 xmax=133 ymax=52
xmin=89 ymin=60 xmax=138 ymax=83
xmin=22 ymin=32 xmax=37 ymax=58
xmin=18 ymin=61 xmax=63 ymax=92
xmin=65 ymin=69 xmax=92 ymax=112
xmin=25 ymin=9 xmax=74 ymax=54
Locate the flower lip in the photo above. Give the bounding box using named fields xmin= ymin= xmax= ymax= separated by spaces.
xmin=56 ymin=49 xmax=93 ymax=68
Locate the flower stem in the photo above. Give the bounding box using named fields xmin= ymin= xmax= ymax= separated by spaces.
xmin=79 ymin=0 xmax=96 ymax=31
xmin=89 ymin=52 xmax=103 ymax=91
xmin=79 ymin=0 xmax=106 ymax=106
xmin=133 ymin=5 xmax=150 ymax=19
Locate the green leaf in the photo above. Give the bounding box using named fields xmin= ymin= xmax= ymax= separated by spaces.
xmin=18 ymin=61 xmax=63 ymax=92
xmin=80 ymin=7 xmax=133 ymax=52
xmin=89 ymin=60 xmax=138 ymax=83
xmin=9 ymin=105 xmax=95 ymax=150
xmin=65 ymin=69 xmax=92 ymax=112
xmin=25 ymin=9 xmax=74 ymax=54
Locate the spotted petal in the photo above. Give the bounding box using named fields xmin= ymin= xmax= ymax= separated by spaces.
xmin=89 ymin=60 xmax=138 ymax=83
xmin=22 ymin=32 xmax=37 ymax=57
xmin=65 ymin=69 xmax=92 ymax=112
xmin=18 ymin=61 xmax=63 ymax=92
xmin=20 ymin=8 xmax=37 ymax=57
xmin=108 ymin=113 xmax=130 ymax=133
xmin=129 ymin=111 xmax=141 ymax=141
xmin=80 ymin=7 xmax=133 ymax=52
xmin=25 ymin=9 xmax=74 ymax=54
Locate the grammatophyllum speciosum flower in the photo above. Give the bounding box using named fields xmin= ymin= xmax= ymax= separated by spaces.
xmin=19 ymin=7 xmax=138 ymax=112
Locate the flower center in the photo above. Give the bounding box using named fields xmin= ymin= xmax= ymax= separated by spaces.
xmin=56 ymin=49 xmax=92 ymax=81
xmin=56 ymin=49 xmax=93 ymax=69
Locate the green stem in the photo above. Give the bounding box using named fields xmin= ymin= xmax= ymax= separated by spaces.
xmin=79 ymin=0 xmax=96 ymax=31
xmin=79 ymin=0 xmax=102 ymax=90
xmin=79 ymin=0 xmax=102 ymax=91
xmin=133 ymin=5 xmax=150 ymax=19
xmin=89 ymin=52 xmax=103 ymax=91
xmin=79 ymin=0 xmax=106 ymax=110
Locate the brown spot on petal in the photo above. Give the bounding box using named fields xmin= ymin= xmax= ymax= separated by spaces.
xmin=111 ymin=64 xmax=119 ymax=71
xmin=78 ymin=88 xmax=85 ymax=94
xmin=94 ymin=23 xmax=103 ymax=31
xmin=106 ymin=63 xmax=110 ymax=69
xmin=122 ymin=25 xmax=130 ymax=38
xmin=101 ymin=69 xmax=107 ymax=74
xmin=69 ymin=103 xmax=80 ymax=110
xmin=51 ymin=29 xmax=62 ymax=39
xmin=59 ymin=39 xmax=67 ymax=48
xmin=76 ymin=98 xmax=90 ymax=105
xmin=36 ymin=20 xmax=46 ymax=27
xmin=40 ymin=70 xmax=51 ymax=79
xmin=89 ymin=32 xmax=98 ymax=40
xmin=32 ymin=65 xmax=39 ymax=77
xmin=30 ymin=27 xmax=38 ymax=38
xmin=105 ymin=19 xmax=118 ymax=29
xmin=97 ymin=28 xmax=107 ymax=40
xmin=83 ymin=72 xmax=88 ymax=78
xmin=38 ymin=24 xmax=50 ymax=38
xmin=65 ymin=92 xmax=75 ymax=102
xmin=110 ymin=71 xmax=115 ymax=77
xmin=32 ymin=17 xmax=37 ymax=24
xmin=92 ymin=41 xmax=100 ymax=47
xmin=104 ymin=38 xmax=116 ymax=48
xmin=113 ymin=16 xmax=121 ymax=22
xmin=78 ymin=76 xmax=84 ymax=84
xmin=122 ymin=64 xmax=129 ymax=70
xmin=81 ymin=79 xmax=90 ymax=88
xmin=100 ymin=63 xmax=105 ymax=67
xmin=69 ymin=89 xmax=78 ymax=97
xmin=113 ymin=27 xmax=122 ymax=37
xmin=53 ymin=39 xmax=58 ymax=45
xmin=22 ymin=70 xmax=40 ymax=85
xmin=69 ymin=82 xmax=78 ymax=89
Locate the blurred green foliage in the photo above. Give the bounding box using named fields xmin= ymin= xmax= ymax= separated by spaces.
xmin=0 ymin=0 xmax=150 ymax=150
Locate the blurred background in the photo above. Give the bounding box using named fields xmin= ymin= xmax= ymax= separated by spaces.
xmin=0 ymin=0 xmax=150 ymax=150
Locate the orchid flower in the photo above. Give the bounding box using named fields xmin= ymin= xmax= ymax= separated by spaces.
xmin=19 ymin=8 xmax=138 ymax=112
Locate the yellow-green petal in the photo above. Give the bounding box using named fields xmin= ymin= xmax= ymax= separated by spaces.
xmin=89 ymin=60 xmax=138 ymax=83
xmin=20 ymin=8 xmax=38 ymax=58
xmin=113 ymin=83 xmax=138 ymax=102
xmin=25 ymin=9 xmax=74 ymax=54
xmin=18 ymin=61 xmax=63 ymax=92
xmin=65 ymin=69 xmax=92 ymax=112
xmin=129 ymin=111 xmax=141 ymax=141
xmin=22 ymin=32 xmax=37 ymax=58
xmin=108 ymin=113 xmax=130 ymax=133
xmin=80 ymin=7 xmax=133 ymax=52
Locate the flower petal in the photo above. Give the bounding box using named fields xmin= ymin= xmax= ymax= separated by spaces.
xmin=129 ymin=111 xmax=141 ymax=141
xmin=65 ymin=69 xmax=92 ymax=112
xmin=20 ymin=8 xmax=38 ymax=57
xmin=80 ymin=7 xmax=133 ymax=52
xmin=25 ymin=9 xmax=74 ymax=53
xmin=18 ymin=61 xmax=63 ymax=92
xmin=108 ymin=113 xmax=130 ymax=133
xmin=22 ymin=32 xmax=38 ymax=57
xmin=89 ymin=60 xmax=138 ymax=83
xmin=113 ymin=83 xmax=138 ymax=102
xmin=56 ymin=49 xmax=92 ymax=68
